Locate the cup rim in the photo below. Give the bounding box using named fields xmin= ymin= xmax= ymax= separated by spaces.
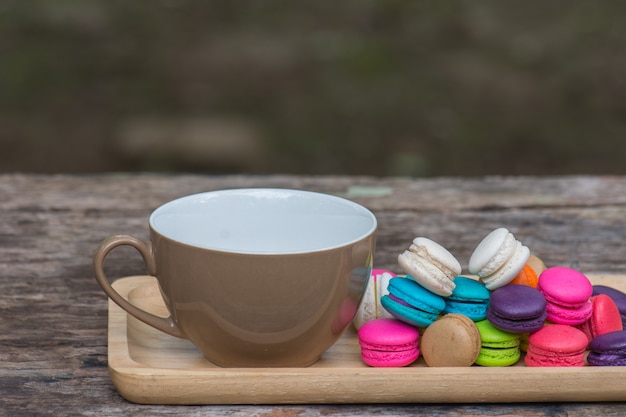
xmin=148 ymin=188 xmax=377 ymax=255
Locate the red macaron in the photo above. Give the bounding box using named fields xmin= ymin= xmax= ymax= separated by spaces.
xmin=524 ymin=324 xmax=589 ymax=367
xmin=576 ymin=294 xmax=624 ymax=342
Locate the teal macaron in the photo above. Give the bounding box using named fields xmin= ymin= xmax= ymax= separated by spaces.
xmin=381 ymin=276 xmax=446 ymax=327
xmin=444 ymin=276 xmax=491 ymax=321
xmin=474 ymin=319 xmax=521 ymax=366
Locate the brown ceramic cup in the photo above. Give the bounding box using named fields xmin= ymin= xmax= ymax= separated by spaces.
xmin=94 ymin=188 xmax=376 ymax=367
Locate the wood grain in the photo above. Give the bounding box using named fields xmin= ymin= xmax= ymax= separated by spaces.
xmin=3 ymin=174 xmax=626 ymax=416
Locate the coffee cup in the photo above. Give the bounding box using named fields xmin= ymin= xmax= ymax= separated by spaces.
xmin=94 ymin=188 xmax=377 ymax=367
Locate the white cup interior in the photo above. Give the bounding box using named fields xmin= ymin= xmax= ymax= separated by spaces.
xmin=149 ymin=188 xmax=377 ymax=254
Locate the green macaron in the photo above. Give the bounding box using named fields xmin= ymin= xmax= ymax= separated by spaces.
xmin=475 ymin=319 xmax=521 ymax=366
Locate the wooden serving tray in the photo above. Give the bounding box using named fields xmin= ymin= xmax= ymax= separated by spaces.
xmin=108 ymin=275 xmax=626 ymax=404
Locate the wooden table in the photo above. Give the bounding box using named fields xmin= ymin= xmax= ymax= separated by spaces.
xmin=3 ymin=173 xmax=626 ymax=416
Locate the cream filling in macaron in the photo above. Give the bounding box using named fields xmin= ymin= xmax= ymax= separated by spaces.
xmin=398 ymin=237 xmax=461 ymax=296
xmin=482 ymin=244 xmax=530 ymax=290
xmin=473 ymin=232 xmax=517 ymax=277
xmin=469 ymin=228 xmax=530 ymax=290
xmin=398 ymin=250 xmax=455 ymax=294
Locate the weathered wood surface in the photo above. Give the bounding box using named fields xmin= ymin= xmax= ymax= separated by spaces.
xmin=2 ymin=173 xmax=626 ymax=416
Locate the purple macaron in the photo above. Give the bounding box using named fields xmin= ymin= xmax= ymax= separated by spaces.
xmin=486 ymin=284 xmax=547 ymax=333
xmin=592 ymin=285 xmax=626 ymax=326
xmin=587 ymin=330 xmax=626 ymax=366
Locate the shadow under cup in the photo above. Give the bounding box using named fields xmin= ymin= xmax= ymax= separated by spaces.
xmin=94 ymin=188 xmax=377 ymax=367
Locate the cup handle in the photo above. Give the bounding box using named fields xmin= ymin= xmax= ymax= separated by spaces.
xmin=93 ymin=235 xmax=184 ymax=338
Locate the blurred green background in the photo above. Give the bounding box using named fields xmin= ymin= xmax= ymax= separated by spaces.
xmin=2 ymin=0 xmax=626 ymax=177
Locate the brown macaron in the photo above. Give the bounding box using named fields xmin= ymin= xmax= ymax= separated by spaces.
xmin=420 ymin=313 xmax=481 ymax=367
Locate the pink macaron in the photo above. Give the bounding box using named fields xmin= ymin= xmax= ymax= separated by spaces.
xmin=357 ymin=318 xmax=420 ymax=367
xmin=537 ymin=266 xmax=593 ymax=325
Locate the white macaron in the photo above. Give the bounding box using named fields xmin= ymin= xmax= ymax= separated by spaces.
xmin=353 ymin=269 xmax=395 ymax=329
xmin=469 ymin=227 xmax=530 ymax=290
xmin=397 ymin=237 xmax=462 ymax=296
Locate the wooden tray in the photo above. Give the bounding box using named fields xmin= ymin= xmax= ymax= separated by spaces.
xmin=108 ymin=275 xmax=626 ymax=404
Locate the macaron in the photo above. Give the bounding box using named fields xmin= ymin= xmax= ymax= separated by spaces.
xmin=576 ymin=294 xmax=623 ymax=342
xmin=587 ymin=330 xmax=626 ymax=366
xmin=519 ymin=331 xmax=531 ymax=352
xmin=397 ymin=237 xmax=461 ymax=296
xmin=469 ymin=228 xmax=530 ymax=290
xmin=538 ymin=266 xmax=593 ymax=325
xmin=358 ymin=318 xmax=420 ymax=367
xmin=527 ymin=253 xmax=547 ymax=276
xmin=353 ymin=269 xmax=395 ymax=329
xmin=507 ymin=263 xmax=539 ymax=288
xmin=381 ymin=277 xmax=446 ymax=328
xmin=443 ymin=276 xmax=490 ymax=321
xmin=486 ymin=284 xmax=547 ymax=333
xmin=524 ymin=324 xmax=589 ymax=367
xmin=420 ymin=313 xmax=481 ymax=367
xmin=592 ymin=285 xmax=626 ymax=326
xmin=474 ymin=319 xmax=521 ymax=366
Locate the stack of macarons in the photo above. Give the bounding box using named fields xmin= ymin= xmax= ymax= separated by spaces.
xmin=354 ymin=227 xmax=626 ymax=368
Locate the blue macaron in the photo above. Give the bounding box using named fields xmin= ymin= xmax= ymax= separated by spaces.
xmin=444 ymin=276 xmax=491 ymax=321
xmin=381 ymin=276 xmax=446 ymax=327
